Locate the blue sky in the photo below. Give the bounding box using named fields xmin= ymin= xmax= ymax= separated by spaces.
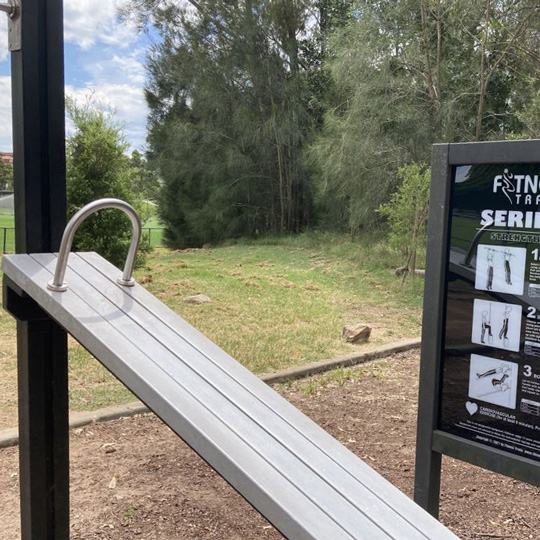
xmin=0 ymin=0 xmax=154 ymax=153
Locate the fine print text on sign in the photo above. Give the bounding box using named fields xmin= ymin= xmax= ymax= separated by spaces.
xmin=441 ymin=164 xmax=540 ymax=462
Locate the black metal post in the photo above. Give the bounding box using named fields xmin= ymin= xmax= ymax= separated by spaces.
xmin=10 ymin=0 xmax=69 ymax=538
xmin=414 ymin=144 xmax=452 ymax=518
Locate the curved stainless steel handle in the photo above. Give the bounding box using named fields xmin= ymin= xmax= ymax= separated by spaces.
xmin=0 ymin=0 xmax=17 ymax=17
xmin=47 ymin=198 xmax=142 ymax=292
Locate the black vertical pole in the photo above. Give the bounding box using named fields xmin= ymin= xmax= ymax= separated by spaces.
xmin=414 ymin=144 xmax=452 ymax=518
xmin=11 ymin=0 xmax=69 ymax=538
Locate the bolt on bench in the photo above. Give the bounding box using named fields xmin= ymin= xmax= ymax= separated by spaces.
xmin=2 ymin=200 xmax=460 ymax=539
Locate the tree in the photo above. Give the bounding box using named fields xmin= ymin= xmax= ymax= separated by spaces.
xmin=121 ymin=0 xmax=355 ymax=247
xmin=124 ymin=0 xmax=318 ymax=247
xmin=378 ymin=163 xmax=430 ymax=274
xmin=298 ymin=0 xmax=354 ymax=126
xmin=472 ymin=1 xmax=540 ymax=141
xmin=0 ymin=160 xmax=13 ymax=191
xmin=310 ymin=0 xmax=540 ymax=232
xmin=66 ymin=99 xmax=148 ymax=268
xmin=130 ymin=150 xmax=160 ymax=202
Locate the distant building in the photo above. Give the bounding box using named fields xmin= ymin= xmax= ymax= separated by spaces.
xmin=0 ymin=152 xmax=13 ymax=165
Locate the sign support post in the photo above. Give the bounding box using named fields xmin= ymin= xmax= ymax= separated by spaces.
xmin=414 ymin=144 xmax=451 ymax=517
xmin=7 ymin=0 xmax=69 ymax=537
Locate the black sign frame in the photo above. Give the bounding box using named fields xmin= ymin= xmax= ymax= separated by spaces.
xmin=414 ymin=140 xmax=540 ymax=518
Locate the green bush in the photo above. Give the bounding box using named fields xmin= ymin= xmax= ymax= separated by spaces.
xmin=66 ymin=99 xmax=149 ymax=269
xmin=378 ymin=163 xmax=430 ymax=273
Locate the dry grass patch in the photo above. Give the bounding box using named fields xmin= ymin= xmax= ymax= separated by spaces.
xmin=0 ymin=237 xmax=423 ymax=428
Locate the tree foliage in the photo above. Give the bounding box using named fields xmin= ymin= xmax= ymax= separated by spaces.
xmin=0 ymin=160 xmax=13 ymax=191
xmin=66 ymin=99 xmax=148 ymax=268
xmin=130 ymin=150 xmax=160 ymax=202
xmin=310 ymin=0 xmax=540 ymax=231
xmin=378 ymin=163 xmax=430 ymax=273
xmin=123 ymin=0 xmax=353 ymax=248
xmin=120 ymin=0 xmax=540 ymax=243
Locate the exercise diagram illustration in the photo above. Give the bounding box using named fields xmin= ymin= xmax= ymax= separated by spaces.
xmin=481 ymin=309 xmax=493 ymax=345
xmin=499 ymin=305 xmax=512 ymax=347
xmin=475 ymin=244 xmax=526 ymax=295
xmin=503 ymin=248 xmax=514 ymax=286
xmin=486 ymin=248 xmax=494 ymax=291
xmin=472 ymin=299 xmax=522 ymax=352
xmin=468 ymin=354 xmax=518 ymax=409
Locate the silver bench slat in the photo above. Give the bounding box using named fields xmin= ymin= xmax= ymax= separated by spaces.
xmin=2 ymin=253 xmax=459 ymax=540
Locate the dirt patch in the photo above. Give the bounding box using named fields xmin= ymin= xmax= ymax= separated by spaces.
xmin=0 ymin=351 xmax=539 ymax=539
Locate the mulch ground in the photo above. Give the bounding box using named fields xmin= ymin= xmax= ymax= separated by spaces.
xmin=0 ymin=350 xmax=539 ymax=539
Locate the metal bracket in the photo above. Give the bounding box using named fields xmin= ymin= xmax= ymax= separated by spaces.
xmin=0 ymin=0 xmax=21 ymax=52
xmin=3 ymin=274 xmax=49 ymax=321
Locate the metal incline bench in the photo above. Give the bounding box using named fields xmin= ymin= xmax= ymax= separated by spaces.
xmin=2 ymin=200 xmax=460 ymax=540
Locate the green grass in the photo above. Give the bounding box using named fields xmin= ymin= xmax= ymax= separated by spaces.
xmin=141 ymin=213 xmax=165 ymax=246
xmin=142 ymin=226 xmax=164 ymax=247
xmin=293 ymin=361 xmax=388 ymax=397
xmin=137 ymin=233 xmax=423 ymax=374
xmin=0 ymin=233 xmax=424 ymax=428
xmin=144 ymin=215 xmax=162 ymax=228
xmin=0 ymin=213 xmax=14 ymax=253
xmin=0 ymin=213 xmax=13 ymax=226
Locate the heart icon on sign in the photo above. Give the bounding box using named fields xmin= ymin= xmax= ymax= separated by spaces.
xmin=466 ymin=401 xmax=478 ymax=416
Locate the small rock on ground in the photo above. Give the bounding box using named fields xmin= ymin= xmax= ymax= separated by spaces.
xmin=184 ymin=294 xmax=212 ymax=304
xmin=343 ymin=323 xmax=371 ymax=343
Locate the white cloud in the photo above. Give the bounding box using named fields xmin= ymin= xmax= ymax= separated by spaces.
xmin=66 ymin=82 xmax=148 ymax=150
xmin=0 ymin=1 xmax=139 ymax=57
xmin=0 ymin=18 xmax=8 ymax=62
xmin=0 ymin=78 xmax=148 ymax=152
xmin=86 ymin=48 xmax=147 ymax=86
xmin=0 ymin=76 xmax=12 ymax=150
xmin=64 ymin=0 xmax=137 ymax=50
xmin=0 ymin=3 xmax=151 ymax=151
xmin=111 ymin=53 xmax=146 ymax=85
xmin=63 ymin=1 xmax=150 ymax=149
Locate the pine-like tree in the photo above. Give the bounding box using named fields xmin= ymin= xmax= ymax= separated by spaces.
xmin=123 ymin=0 xmax=352 ymax=247
xmin=309 ymin=0 xmax=540 ymax=232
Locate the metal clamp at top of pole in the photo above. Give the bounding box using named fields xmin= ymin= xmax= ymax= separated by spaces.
xmin=0 ymin=0 xmax=17 ymax=16
xmin=47 ymin=198 xmax=142 ymax=292
xmin=0 ymin=0 xmax=20 ymax=51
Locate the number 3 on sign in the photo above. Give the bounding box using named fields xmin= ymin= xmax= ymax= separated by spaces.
xmin=524 ymin=365 xmax=532 ymax=377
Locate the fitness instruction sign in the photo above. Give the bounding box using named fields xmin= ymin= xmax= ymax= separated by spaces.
xmin=440 ymin=164 xmax=540 ymax=462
